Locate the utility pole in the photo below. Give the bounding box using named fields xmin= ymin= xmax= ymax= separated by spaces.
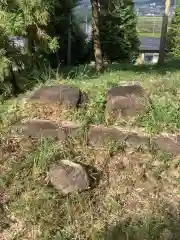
xmin=158 ymin=0 xmax=171 ymax=65
xmin=67 ymin=11 xmax=72 ymax=66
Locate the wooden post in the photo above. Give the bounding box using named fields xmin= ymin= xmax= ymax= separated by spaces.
xmin=158 ymin=0 xmax=171 ymax=65
xmin=137 ymin=53 xmax=143 ymax=65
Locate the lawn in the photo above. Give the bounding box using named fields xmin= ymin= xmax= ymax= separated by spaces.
xmin=137 ymin=16 xmax=173 ymax=38
xmin=1 ymin=61 xmax=180 ymax=239
xmin=138 ymin=32 xmax=160 ymax=38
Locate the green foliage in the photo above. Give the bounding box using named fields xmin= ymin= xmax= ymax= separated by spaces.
xmin=0 ymin=0 xmax=59 ymax=53
xmin=0 ymin=3 xmax=21 ymax=84
xmin=0 ymin=0 xmax=87 ymax=61
xmin=0 ymin=0 xmax=61 ymax=91
xmin=167 ymin=6 xmax=180 ymax=58
xmin=0 ymin=31 xmax=11 ymax=82
xmin=99 ymin=0 xmax=140 ymax=63
xmin=0 ymin=0 xmax=89 ymax=95
xmin=0 ymin=26 xmax=22 ymax=85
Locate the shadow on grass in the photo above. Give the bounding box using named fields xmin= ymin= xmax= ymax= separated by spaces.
xmin=60 ymin=58 xmax=180 ymax=81
xmin=105 ymin=58 xmax=180 ymax=76
xmin=102 ymin=206 xmax=180 ymax=240
xmin=1 ymin=58 xmax=180 ymax=101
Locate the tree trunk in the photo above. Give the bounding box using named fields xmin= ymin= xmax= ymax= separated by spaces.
xmin=91 ymin=0 xmax=104 ymax=73
xmin=27 ymin=26 xmax=36 ymax=55
xmin=158 ymin=0 xmax=171 ymax=65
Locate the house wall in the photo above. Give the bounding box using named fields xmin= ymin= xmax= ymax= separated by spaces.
xmin=136 ymin=52 xmax=159 ymax=65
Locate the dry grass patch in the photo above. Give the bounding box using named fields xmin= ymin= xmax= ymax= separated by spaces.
xmin=1 ymin=135 xmax=180 ymax=239
xmin=1 ymin=64 xmax=180 ymax=239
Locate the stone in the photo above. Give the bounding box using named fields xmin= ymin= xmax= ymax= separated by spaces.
xmin=125 ymin=133 xmax=149 ymax=148
xmin=105 ymin=84 xmax=148 ymax=120
xmin=29 ymin=85 xmax=87 ymax=108
xmin=11 ymin=119 xmax=60 ymax=139
xmin=107 ymin=85 xmax=144 ymax=99
xmin=11 ymin=120 xmax=82 ymax=141
xmin=88 ymin=125 xmax=148 ymax=148
xmin=152 ymin=135 xmax=180 ymax=155
xmin=58 ymin=121 xmax=82 ymax=140
xmin=88 ymin=125 xmax=127 ymax=147
xmin=49 ymin=160 xmax=89 ymax=194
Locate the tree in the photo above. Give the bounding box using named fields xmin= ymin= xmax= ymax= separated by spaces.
xmin=0 ymin=26 xmax=23 ymax=95
xmin=167 ymin=5 xmax=180 ymax=58
xmin=0 ymin=0 xmax=59 ymax=54
xmin=0 ymin=0 xmax=59 ymax=94
xmin=0 ymin=0 xmax=88 ymax=78
xmin=99 ymin=0 xmax=139 ymax=63
xmin=0 ymin=0 xmax=87 ymax=97
xmin=90 ymin=0 xmax=104 ymax=73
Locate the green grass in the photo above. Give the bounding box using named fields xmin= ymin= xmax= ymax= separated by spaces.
xmin=137 ymin=15 xmax=173 ymax=38
xmin=138 ymin=32 xmax=160 ymax=38
xmin=1 ymin=62 xmax=180 ymax=239
xmin=138 ymin=16 xmax=163 ymax=21
xmin=137 ymin=16 xmax=162 ymax=36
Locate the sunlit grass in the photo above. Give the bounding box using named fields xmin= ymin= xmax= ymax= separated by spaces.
xmin=1 ymin=62 xmax=180 ymax=239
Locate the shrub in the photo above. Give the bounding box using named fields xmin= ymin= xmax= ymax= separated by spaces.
xmin=167 ymin=6 xmax=180 ymax=58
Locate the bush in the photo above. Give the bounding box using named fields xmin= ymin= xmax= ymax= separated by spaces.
xmin=0 ymin=27 xmax=25 ymax=95
xmin=167 ymin=6 xmax=180 ymax=58
xmin=0 ymin=0 xmax=89 ymax=97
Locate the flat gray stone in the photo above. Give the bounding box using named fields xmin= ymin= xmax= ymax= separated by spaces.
xmin=106 ymin=84 xmax=148 ymax=119
xmin=11 ymin=120 xmax=82 ymax=141
xmin=88 ymin=125 xmax=126 ymax=147
xmin=107 ymin=85 xmax=144 ymax=100
xmin=11 ymin=119 xmax=60 ymax=139
xmin=88 ymin=125 xmax=148 ymax=148
xmin=49 ymin=160 xmax=89 ymax=194
xmin=125 ymin=133 xmax=149 ymax=148
xmin=29 ymin=85 xmax=87 ymax=108
xmin=153 ymin=136 xmax=180 ymax=155
xmin=58 ymin=121 xmax=82 ymax=140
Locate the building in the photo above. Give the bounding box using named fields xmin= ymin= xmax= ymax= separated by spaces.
xmin=137 ymin=37 xmax=160 ymax=65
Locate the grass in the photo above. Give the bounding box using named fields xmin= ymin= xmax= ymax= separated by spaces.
xmin=138 ymin=32 xmax=160 ymax=38
xmin=137 ymin=16 xmax=162 ymax=37
xmin=1 ymin=61 xmax=180 ymax=239
xmin=137 ymin=15 xmax=173 ymax=39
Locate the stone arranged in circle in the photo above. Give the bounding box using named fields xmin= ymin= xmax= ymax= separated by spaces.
xmin=29 ymin=84 xmax=88 ymax=108
xmin=49 ymin=160 xmax=90 ymax=194
xmin=105 ymin=84 xmax=148 ymax=120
